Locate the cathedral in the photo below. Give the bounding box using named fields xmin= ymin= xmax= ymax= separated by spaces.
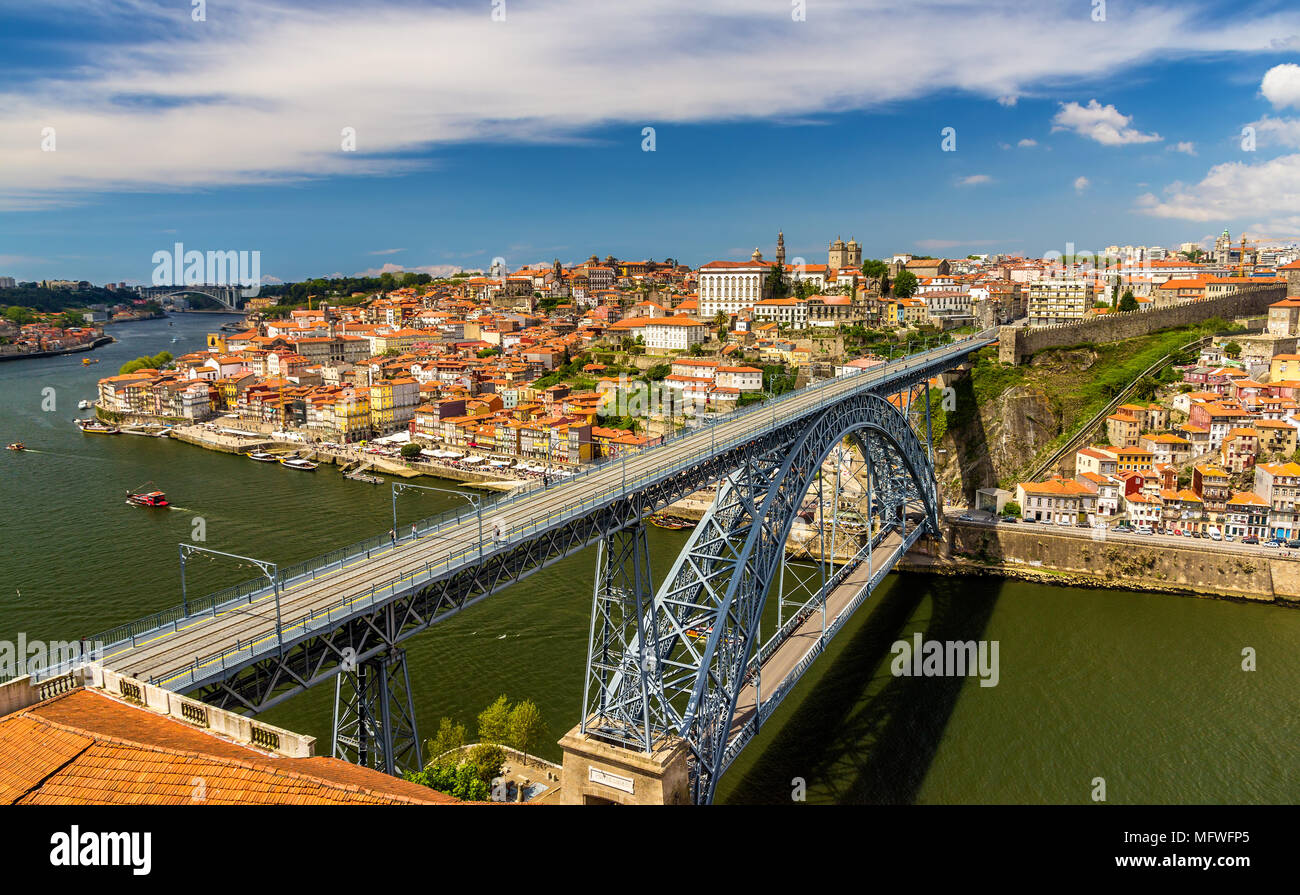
xmin=828 ymin=236 xmax=862 ymax=270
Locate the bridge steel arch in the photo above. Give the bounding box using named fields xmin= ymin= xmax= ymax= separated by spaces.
xmin=581 ymin=389 xmax=940 ymax=804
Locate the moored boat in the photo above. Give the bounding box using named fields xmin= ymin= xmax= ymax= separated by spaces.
xmin=75 ymin=419 xmax=119 ymax=435
xmin=245 ymin=450 xmax=279 ymax=462
xmin=280 ymin=457 xmax=319 ymax=470
xmin=77 ymin=400 xmax=93 ymax=410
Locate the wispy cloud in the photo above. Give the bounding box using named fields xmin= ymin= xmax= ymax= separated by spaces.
xmin=1 ymin=0 xmax=1296 ymax=208
xmin=1168 ymin=141 xmax=1197 ymax=155
xmin=368 ymin=248 xmax=405 ymax=255
xmin=959 ymin=174 xmax=993 ymax=186
xmin=1074 ymin=176 xmax=1091 ymax=193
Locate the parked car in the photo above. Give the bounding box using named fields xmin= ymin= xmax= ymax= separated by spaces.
xmin=1000 ymin=516 xmax=1018 ymax=523
xmin=1135 ymin=525 xmax=1153 ymax=534
xmin=957 ymin=514 xmax=975 ymax=522
xmin=1022 ymin=516 xmax=1037 ymax=524
xmin=1242 ymin=536 xmax=1260 ymax=545
xmin=1183 ymin=529 xmax=1194 ymax=537
xmin=1287 ymin=539 xmax=1300 ymax=549
xmin=1114 ymin=524 xmax=1133 ymax=532
xmin=1265 ymin=538 xmax=1284 ymax=548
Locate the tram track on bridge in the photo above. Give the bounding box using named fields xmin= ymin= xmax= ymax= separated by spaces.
xmin=89 ymin=333 xmax=994 ymax=693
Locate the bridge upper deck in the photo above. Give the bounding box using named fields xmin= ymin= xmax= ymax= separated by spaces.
xmin=91 ymin=332 xmax=994 ymax=693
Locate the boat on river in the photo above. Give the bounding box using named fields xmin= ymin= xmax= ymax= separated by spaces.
xmin=6 ymin=442 xmax=25 ymax=452
xmin=125 ymin=488 xmax=169 ymax=508
xmin=280 ymin=457 xmax=319 ymax=470
xmin=76 ymin=419 xmax=119 ymax=435
xmin=246 ymin=450 xmax=279 ymax=462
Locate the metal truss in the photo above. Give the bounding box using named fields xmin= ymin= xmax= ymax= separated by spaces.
xmin=579 ymin=389 xmax=941 ymax=804
xmin=157 ymin=355 xmax=960 ymax=788
xmin=331 ymin=647 xmax=421 ymax=777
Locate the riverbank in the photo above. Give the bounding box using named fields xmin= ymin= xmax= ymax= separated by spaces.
xmin=166 ymin=423 xmax=530 ymax=491
xmin=0 ymin=334 xmax=114 ymax=364
xmin=898 ymin=520 xmax=1300 ymax=605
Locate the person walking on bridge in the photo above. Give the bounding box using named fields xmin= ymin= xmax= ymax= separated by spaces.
xmin=411 ymin=522 xmax=419 ymax=541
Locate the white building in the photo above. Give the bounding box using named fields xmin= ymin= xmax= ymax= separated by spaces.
xmin=644 ymin=316 xmax=708 ymax=351
xmin=698 ymin=254 xmax=774 ymax=318
xmin=1027 ymin=277 xmax=1094 ymax=326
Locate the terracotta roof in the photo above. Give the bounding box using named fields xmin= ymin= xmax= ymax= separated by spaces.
xmin=0 ymin=689 xmax=460 ymax=805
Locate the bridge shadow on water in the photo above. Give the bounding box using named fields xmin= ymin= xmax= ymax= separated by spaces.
xmin=722 ymin=573 xmax=1001 ymax=804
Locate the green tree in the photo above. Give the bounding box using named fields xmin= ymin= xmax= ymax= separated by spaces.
xmin=468 ymin=743 xmax=505 ymax=784
xmin=508 ymin=699 xmax=546 ymax=765
xmin=1223 ymin=341 xmax=1242 ymax=359
xmin=400 ymin=442 xmax=424 ymax=460
xmin=426 ymin=717 xmax=467 ymax=761
xmin=891 ymin=270 xmax=919 ymax=298
xmin=764 ymin=263 xmax=790 ymax=298
xmin=1118 ymin=290 xmax=1139 ymax=312
xmin=1003 ymin=501 xmax=1022 ymax=517
xmin=861 ymin=259 xmax=890 ymax=281
xmin=478 ymin=694 xmax=512 ymax=744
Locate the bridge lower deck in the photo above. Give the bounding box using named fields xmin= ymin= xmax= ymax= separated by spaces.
xmin=728 ymin=530 xmax=907 ymax=753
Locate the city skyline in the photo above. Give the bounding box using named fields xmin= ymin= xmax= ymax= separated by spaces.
xmin=3 ymin=1 xmax=1300 ymax=282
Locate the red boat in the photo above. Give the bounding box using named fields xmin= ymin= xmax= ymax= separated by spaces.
xmin=126 ymin=489 xmax=169 ymax=508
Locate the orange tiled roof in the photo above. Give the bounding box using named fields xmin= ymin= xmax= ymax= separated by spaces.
xmin=0 ymin=689 xmax=460 ymax=805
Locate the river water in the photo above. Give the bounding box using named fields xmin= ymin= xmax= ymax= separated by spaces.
xmin=1 ymin=313 xmax=1296 ymax=803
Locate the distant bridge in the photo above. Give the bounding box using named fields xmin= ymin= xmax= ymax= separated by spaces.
xmin=57 ymin=329 xmax=995 ymax=803
xmin=136 ymin=284 xmax=247 ymax=311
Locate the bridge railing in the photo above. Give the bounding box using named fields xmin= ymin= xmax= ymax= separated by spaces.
xmin=95 ymin=332 xmax=994 ymax=674
xmin=147 ymin=335 xmax=993 ymax=691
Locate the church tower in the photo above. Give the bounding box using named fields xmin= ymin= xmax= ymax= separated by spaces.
xmin=776 ymin=231 xmax=786 ymax=267
xmin=829 ymin=236 xmax=846 ymax=269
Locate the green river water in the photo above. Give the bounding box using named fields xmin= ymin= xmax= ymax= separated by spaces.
xmin=1 ymin=313 xmax=1297 ymax=803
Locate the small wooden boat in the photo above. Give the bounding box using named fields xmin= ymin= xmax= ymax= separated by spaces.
xmin=77 ymin=400 xmax=93 ymax=410
xmin=6 ymin=442 xmax=25 ymax=452
xmin=246 ymin=450 xmax=279 ymax=462
xmin=280 ymin=457 xmax=319 ymax=470
xmin=649 ymin=513 xmax=685 ymax=530
xmin=81 ymin=358 xmax=100 ymax=365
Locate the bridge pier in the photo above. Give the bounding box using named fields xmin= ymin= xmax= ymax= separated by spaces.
xmin=331 ymin=647 xmax=421 ymax=777
xmin=558 ymin=726 xmax=690 ymax=805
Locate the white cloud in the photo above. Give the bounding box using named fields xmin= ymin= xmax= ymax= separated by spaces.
xmin=1168 ymin=141 xmax=1197 ymax=155
xmin=1 ymin=0 xmax=1296 ymax=206
xmin=1245 ymin=115 xmax=1300 ymax=149
xmin=1074 ymin=176 xmax=1091 ymax=193
xmin=368 ymin=248 xmax=405 ymax=255
xmin=1261 ymin=63 xmax=1300 ymax=110
xmin=351 ymin=262 xmax=463 ymax=278
xmin=1136 ymin=153 xmax=1300 ymax=232
xmin=1052 ymin=100 xmax=1161 ymax=146
xmin=959 ymin=174 xmax=993 ymax=186
xmin=997 ymin=96 xmax=1018 ymax=107
xmin=1018 ymin=138 xmax=1038 ymax=147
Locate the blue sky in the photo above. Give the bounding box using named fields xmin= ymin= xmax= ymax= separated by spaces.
xmin=3 ymin=0 xmax=1300 ymax=284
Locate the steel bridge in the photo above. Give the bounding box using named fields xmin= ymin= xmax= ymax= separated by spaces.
xmin=136 ymin=284 xmax=248 ymax=310
xmin=63 ymin=330 xmax=993 ymax=802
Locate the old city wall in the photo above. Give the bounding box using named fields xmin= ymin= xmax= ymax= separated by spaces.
xmin=899 ymin=521 xmax=1300 ymax=603
xmin=998 ymin=286 xmax=1287 ymax=363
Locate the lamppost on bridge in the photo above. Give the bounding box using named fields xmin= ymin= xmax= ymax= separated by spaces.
xmin=391 ymin=482 xmax=484 ymax=561
xmin=178 ymin=543 xmax=284 ymax=655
